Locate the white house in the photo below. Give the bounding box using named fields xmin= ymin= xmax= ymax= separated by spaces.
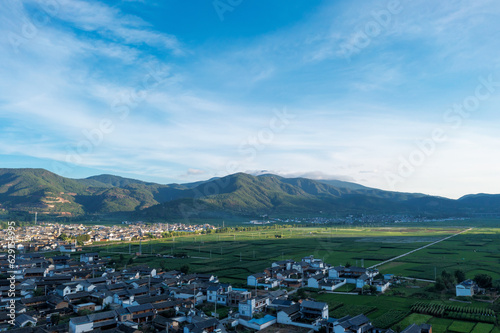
xmin=239 ymin=315 xmax=277 ymax=331
xmin=56 ymin=283 xmax=84 ymax=297
xmin=356 ymin=274 xmax=370 ymax=289
xmin=238 ymin=297 xmax=270 ymax=319
xmin=172 ymin=289 xmax=205 ymax=305
xmin=307 ymin=274 xmax=325 ymax=289
xmin=300 ymin=300 xmax=328 ymax=320
xmin=373 ymin=280 xmax=391 ymax=293
xmin=302 ymin=255 xmax=325 ymax=269
xmin=272 ymin=259 xmax=294 ymax=270
xmin=456 ymin=280 xmax=479 ymax=297
xmin=69 ymin=310 xmax=118 ymax=333
xmin=80 ymin=252 xmax=99 ymax=263
xmin=69 ymin=317 xmax=93 ymax=333
xmin=247 ymin=273 xmax=267 ymax=286
xmin=277 ymin=304 xmax=301 ymax=325
xmin=319 ymin=278 xmax=346 ymax=291
xmin=207 ymin=284 xmax=232 ymax=306
xmin=60 ymin=245 xmax=77 ymax=253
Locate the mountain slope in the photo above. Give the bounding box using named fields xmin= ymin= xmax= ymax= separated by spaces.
xmin=1 ymin=168 xmax=499 ymax=219
xmin=141 ymin=173 xmax=434 ymax=218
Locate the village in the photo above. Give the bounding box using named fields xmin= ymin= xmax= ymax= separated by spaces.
xmin=0 ymin=244 xmax=439 ymax=333
xmin=0 ymin=223 xmax=218 ymax=253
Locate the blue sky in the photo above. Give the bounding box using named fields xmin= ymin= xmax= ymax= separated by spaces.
xmin=1 ymin=0 xmax=500 ymax=198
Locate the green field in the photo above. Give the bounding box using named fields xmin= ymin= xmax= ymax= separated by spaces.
xmin=376 ymin=227 xmax=500 ymax=280
xmin=448 ymin=320 xmax=477 ymax=333
xmin=84 ymin=226 xmax=471 ymax=283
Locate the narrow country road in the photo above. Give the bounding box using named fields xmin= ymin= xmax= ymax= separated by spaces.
xmin=368 ymin=227 xmax=473 ymax=270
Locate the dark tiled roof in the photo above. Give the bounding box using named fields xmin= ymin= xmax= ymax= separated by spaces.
xmin=301 ymin=300 xmax=327 ymax=310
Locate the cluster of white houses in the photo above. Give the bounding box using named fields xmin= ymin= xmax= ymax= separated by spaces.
xmin=247 ymin=255 xmax=391 ymax=293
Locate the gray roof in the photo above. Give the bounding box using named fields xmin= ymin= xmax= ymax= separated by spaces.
xmin=301 ymin=300 xmax=327 ymax=310
xmin=14 ymin=314 xmax=36 ymax=326
xmin=153 ymin=300 xmax=183 ymax=310
xmin=135 ymin=294 xmax=171 ymax=304
xmin=338 ymin=314 xmax=371 ymax=329
xmin=65 ymin=291 xmax=90 ymax=300
xmin=127 ymin=303 xmax=154 ymax=313
xmin=281 ymin=303 xmax=300 ymax=315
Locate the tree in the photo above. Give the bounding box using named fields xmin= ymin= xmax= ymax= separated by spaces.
xmin=50 ymin=314 xmax=60 ymax=326
xmin=180 ymin=264 xmax=190 ymax=274
xmin=441 ymin=270 xmax=455 ymax=290
xmin=296 ymin=288 xmax=306 ymax=299
xmin=434 ymin=277 xmax=445 ymax=291
xmin=454 ymin=269 xmax=466 ymax=283
xmin=474 ymin=274 xmax=492 ymax=288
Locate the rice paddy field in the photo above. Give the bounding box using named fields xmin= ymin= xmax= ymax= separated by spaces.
xmin=80 ymin=222 xmax=500 ymax=332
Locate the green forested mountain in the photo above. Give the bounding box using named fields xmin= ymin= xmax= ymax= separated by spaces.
xmin=0 ymin=168 xmax=498 ymax=219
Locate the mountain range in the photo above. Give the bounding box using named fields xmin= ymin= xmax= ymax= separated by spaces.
xmin=0 ymin=168 xmax=499 ymax=220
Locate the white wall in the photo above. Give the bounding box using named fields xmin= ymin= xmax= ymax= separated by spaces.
xmin=308 ymin=278 xmax=319 ymax=289
xmin=277 ymin=311 xmax=293 ymax=325
xmin=456 ymin=286 xmax=472 ymax=297
xmin=69 ymin=322 xmax=93 ymax=333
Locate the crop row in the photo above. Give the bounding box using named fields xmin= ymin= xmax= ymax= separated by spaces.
xmin=372 ymin=310 xmax=409 ymax=329
xmin=411 ymin=302 xmax=496 ymax=323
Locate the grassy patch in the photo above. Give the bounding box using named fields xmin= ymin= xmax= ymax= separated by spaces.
xmin=428 ymin=317 xmax=454 ymax=333
xmin=447 ymin=320 xmax=477 ymax=333
xmin=330 ymin=304 xmax=377 ymax=318
xmin=393 ymin=313 xmax=431 ymax=332
xmin=470 ymin=323 xmax=494 ymax=333
xmin=371 ymin=310 xmax=408 ymax=329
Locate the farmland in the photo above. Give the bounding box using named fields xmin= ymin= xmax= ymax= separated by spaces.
xmin=84 ymin=226 xmax=472 ymax=283
xmin=80 ymin=224 xmax=500 ymax=332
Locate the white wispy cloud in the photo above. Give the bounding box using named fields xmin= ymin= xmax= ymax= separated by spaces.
xmin=1 ymin=0 xmax=500 ymax=198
